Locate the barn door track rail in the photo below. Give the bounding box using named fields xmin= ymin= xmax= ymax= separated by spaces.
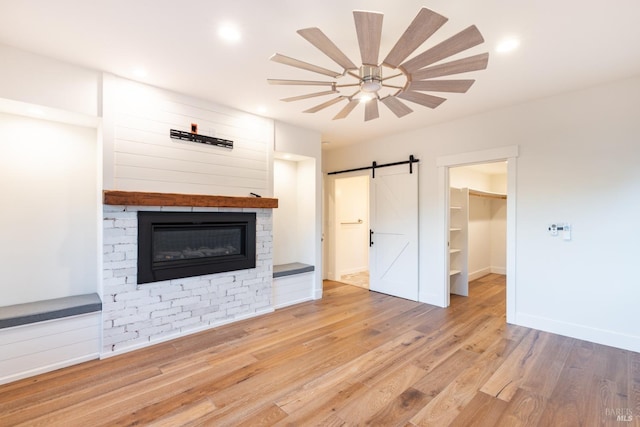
xmin=328 ymin=155 xmax=419 ymax=178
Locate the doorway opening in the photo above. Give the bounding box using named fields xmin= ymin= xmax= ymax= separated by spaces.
xmin=328 ymin=162 xmax=420 ymax=301
xmin=448 ymin=162 xmax=507 ymax=299
xmin=438 ymin=145 xmax=518 ymax=322
xmin=334 ymin=175 xmax=370 ymax=289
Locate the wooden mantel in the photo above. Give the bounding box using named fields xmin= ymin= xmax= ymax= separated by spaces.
xmin=103 ymin=190 xmax=278 ymax=209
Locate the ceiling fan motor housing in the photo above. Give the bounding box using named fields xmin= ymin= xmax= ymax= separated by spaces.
xmin=360 ymin=65 xmax=382 ymax=93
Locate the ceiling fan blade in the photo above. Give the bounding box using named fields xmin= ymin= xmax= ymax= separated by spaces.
xmin=268 ymin=79 xmax=335 ymax=86
xmin=303 ymin=97 xmax=344 ymax=113
xmin=380 ymin=96 xmax=413 ymax=118
xmin=353 ymin=10 xmax=384 ymax=66
xmin=297 ymin=28 xmax=358 ymax=70
xmin=333 ymin=99 xmax=359 ymax=120
xmin=411 ymin=53 xmax=489 ymax=80
xmin=408 ymin=79 xmax=475 ymax=93
xmin=280 ymin=90 xmax=337 ymax=102
xmin=397 ymin=91 xmax=447 ymax=109
xmin=364 ymin=98 xmax=379 ymax=121
xmin=382 ymin=8 xmax=448 ymax=68
xmin=270 ymin=54 xmax=342 ymax=78
xmin=400 ymin=25 xmax=485 ymax=73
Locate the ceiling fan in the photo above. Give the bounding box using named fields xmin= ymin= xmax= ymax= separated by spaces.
xmin=268 ymin=7 xmax=489 ymax=121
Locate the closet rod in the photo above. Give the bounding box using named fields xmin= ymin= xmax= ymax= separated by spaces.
xmin=468 ymin=188 xmax=507 ymax=200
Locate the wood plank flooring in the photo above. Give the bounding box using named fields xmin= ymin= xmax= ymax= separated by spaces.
xmin=1 ymin=274 xmax=637 ymax=426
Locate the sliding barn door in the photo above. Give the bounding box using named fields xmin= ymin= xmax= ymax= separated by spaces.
xmin=369 ymin=164 xmax=419 ymax=301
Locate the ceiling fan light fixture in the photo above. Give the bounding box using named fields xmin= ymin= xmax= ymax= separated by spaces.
xmin=357 ymin=94 xmax=374 ymax=103
xmin=361 ymin=79 xmax=382 ymax=93
xmin=268 ymin=7 xmax=488 ymax=121
xmin=360 ymin=65 xmax=382 ymax=93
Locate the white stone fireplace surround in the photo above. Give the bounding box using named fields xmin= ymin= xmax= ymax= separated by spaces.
xmin=102 ymin=191 xmax=276 ymax=357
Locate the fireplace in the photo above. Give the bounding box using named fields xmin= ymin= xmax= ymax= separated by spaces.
xmin=137 ymin=211 xmax=256 ymax=284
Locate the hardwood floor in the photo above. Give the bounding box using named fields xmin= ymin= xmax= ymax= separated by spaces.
xmin=1 ymin=274 xmax=638 ymax=426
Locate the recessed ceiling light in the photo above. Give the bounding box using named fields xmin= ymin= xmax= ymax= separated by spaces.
xmin=218 ymin=23 xmax=241 ymax=42
xmin=496 ymin=37 xmax=520 ymax=54
xmin=256 ymin=106 xmax=267 ymax=114
xmin=283 ymin=154 xmax=292 ymax=160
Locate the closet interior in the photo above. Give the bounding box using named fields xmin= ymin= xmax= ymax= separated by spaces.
xmin=449 ymin=162 xmax=507 ymax=296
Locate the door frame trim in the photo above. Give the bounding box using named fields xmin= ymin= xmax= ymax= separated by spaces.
xmin=436 ymin=145 xmax=518 ymax=323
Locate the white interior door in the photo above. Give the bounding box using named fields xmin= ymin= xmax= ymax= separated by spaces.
xmin=369 ymin=164 xmax=419 ymax=301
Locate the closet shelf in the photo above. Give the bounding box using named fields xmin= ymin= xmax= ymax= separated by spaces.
xmin=449 ymin=187 xmax=468 ymax=296
xmin=468 ymin=188 xmax=506 ymax=200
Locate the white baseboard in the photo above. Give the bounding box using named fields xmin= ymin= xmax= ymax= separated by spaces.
xmin=0 ymin=353 xmax=98 ymax=385
xmin=515 ymin=312 xmax=640 ymax=353
xmin=101 ymin=306 xmax=275 ymax=359
xmin=274 ymin=296 xmax=314 ymax=310
xmin=491 ymin=266 xmax=506 ymax=275
xmin=468 ymin=267 xmax=491 ymax=282
xmin=468 ymin=266 xmax=506 ymax=281
xmin=337 ymin=266 xmax=368 ymax=277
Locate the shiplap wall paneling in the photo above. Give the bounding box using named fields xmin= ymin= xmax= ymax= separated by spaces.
xmin=109 ymin=77 xmax=273 ymax=196
xmin=273 ymin=273 xmax=314 ymax=309
xmin=0 ymin=313 xmax=100 ymax=385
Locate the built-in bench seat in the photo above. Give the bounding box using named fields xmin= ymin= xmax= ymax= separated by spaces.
xmin=273 ymin=263 xmax=315 ymax=309
xmin=0 ymin=293 xmax=102 ymax=385
xmin=273 ymin=262 xmax=315 ymax=278
xmin=0 ymin=293 xmax=102 ymax=329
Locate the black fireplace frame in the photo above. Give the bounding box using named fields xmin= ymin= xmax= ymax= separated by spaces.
xmin=137 ymin=211 xmax=256 ymax=284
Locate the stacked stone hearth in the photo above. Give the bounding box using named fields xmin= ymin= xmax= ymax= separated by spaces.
xmin=102 ymin=204 xmax=273 ymax=356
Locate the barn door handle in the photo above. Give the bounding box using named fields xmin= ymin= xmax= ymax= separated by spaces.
xmin=370 ymin=230 xmax=374 ymax=247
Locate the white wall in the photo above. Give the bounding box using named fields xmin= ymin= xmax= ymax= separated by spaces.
xmin=273 ymin=157 xmax=320 ymax=267
xmin=273 ymin=121 xmax=323 ymax=299
xmin=297 ymin=158 xmax=318 ymax=267
xmin=0 ymin=44 xmax=99 ymax=117
xmin=467 ymin=195 xmax=492 ymax=279
xmin=491 ymin=174 xmax=507 ymax=194
xmin=324 ymin=75 xmax=640 ymax=352
xmin=0 ymin=113 xmax=98 ymax=306
xmin=273 ymin=159 xmax=298 ymax=265
xmin=450 ymin=167 xmax=491 ymax=191
xmin=102 ymin=74 xmax=274 ymax=196
xmin=490 ymin=199 xmax=507 ymax=273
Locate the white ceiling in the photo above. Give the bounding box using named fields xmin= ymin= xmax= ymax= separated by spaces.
xmin=1 ymin=1 xmax=640 ymax=150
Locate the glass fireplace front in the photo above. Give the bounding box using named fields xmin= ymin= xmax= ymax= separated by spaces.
xmin=137 ymin=211 xmax=256 ymax=284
